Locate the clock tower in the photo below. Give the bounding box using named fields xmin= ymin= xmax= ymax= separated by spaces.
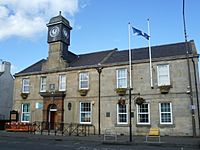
xmin=43 ymin=12 xmax=73 ymax=71
xmin=47 ymin=11 xmax=72 ymax=46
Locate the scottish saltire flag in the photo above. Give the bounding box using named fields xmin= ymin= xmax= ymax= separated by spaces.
xmin=132 ymin=27 xmax=150 ymax=40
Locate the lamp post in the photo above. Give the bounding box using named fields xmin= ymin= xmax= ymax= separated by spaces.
xmin=95 ymin=64 xmax=103 ymax=135
xmin=129 ymin=87 xmax=133 ymax=142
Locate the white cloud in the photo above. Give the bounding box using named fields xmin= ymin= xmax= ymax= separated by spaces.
xmin=0 ymin=0 xmax=82 ymax=40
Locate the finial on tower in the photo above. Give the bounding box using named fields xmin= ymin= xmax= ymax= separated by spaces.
xmin=59 ymin=11 xmax=61 ymax=16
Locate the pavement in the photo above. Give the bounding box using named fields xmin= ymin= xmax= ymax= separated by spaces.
xmin=0 ymin=131 xmax=199 ymax=149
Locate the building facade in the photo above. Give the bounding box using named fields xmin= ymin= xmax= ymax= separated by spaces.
xmin=13 ymin=14 xmax=200 ymax=136
xmin=0 ymin=61 xmax=14 ymax=120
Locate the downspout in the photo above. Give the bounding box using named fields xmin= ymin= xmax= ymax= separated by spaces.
xmin=192 ymin=58 xmax=200 ymax=135
xmin=185 ymin=42 xmax=196 ymax=137
xmin=182 ymin=0 xmax=196 ymax=136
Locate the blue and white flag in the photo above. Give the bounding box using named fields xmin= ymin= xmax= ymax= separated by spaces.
xmin=132 ymin=27 xmax=150 ymax=40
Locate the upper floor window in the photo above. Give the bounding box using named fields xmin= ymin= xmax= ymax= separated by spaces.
xmin=117 ymin=104 xmax=128 ymax=124
xmin=137 ymin=103 xmax=150 ymax=125
xmin=40 ymin=76 xmax=46 ymax=92
xmin=21 ymin=103 xmax=30 ymax=122
xmin=79 ymin=72 xmax=89 ymax=89
xmin=157 ymin=64 xmax=170 ymax=86
xmin=59 ymin=75 xmax=66 ymax=91
xmin=22 ymin=78 xmax=30 ymax=93
xmin=80 ymin=102 xmax=92 ymax=124
xmin=159 ymin=102 xmax=173 ymax=124
xmin=116 ymin=68 xmax=127 ymax=88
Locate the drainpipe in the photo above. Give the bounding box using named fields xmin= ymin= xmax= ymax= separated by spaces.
xmin=192 ymin=58 xmax=200 ymax=135
xmin=182 ymin=0 xmax=196 ymax=136
xmin=185 ymin=42 xmax=196 ymax=137
xmin=61 ymin=94 xmax=64 ymax=131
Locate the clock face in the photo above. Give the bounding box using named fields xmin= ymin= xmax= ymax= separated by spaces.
xmin=50 ymin=26 xmax=60 ymax=37
xmin=63 ymin=28 xmax=68 ymax=39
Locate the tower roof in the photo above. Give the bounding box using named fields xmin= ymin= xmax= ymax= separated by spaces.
xmin=47 ymin=11 xmax=72 ymax=29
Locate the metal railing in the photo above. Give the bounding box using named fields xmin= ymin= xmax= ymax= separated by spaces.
xmin=32 ymin=121 xmax=95 ymax=136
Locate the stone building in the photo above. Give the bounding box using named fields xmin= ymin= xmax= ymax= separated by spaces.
xmin=0 ymin=61 xmax=14 ymax=120
xmin=13 ymin=14 xmax=200 ymax=136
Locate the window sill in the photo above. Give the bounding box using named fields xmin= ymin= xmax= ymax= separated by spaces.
xmin=79 ymin=122 xmax=92 ymax=125
xmin=40 ymin=91 xmax=46 ymax=93
xmin=158 ymin=124 xmax=175 ymax=128
xmin=136 ymin=124 xmax=151 ymax=127
xmin=115 ymin=124 xmax=129 ymax=127
xmin=79 ymin=88 xmax=89 ymax=90
xmin=59 ymin=90 xmax=66 ymax=92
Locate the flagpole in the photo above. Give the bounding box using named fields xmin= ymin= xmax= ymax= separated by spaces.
xmin=128 ymin=22 xmax=132 ymax=142
xmin=128 ymin=22 xmax=132 ymax=89
xmin=147 ymin=19 xmax=153 ymax=88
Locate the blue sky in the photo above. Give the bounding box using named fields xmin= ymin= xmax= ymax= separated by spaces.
xmin=0 ymin=0 xmax=199 ymax=75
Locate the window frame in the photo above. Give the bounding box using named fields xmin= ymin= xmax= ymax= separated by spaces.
xmin=59 ymin=74 xmax=66 ymax=91
xmin=159 ymin=102 xmax=173 ymax=124
xmin=21 ymin=103 xmax=30 ymax=123
xmin=22 ymin=78 xmax=30 ymax=93
xmin=116 ymin=68 xmax=127 ymax=88
xmin=157 ymin=64 xmax=170 ymax=86
xmin=80 ymin=102 xmax=92 ymax=124
xmin=40 ymin=76 xmax=47 ymax=92
xmin=79 ymin=72 xmax=89 ymax=90
xmin=117 ymin=104 xmax=128 ymax=124
xmin=137 ymin=103 xmax=150 ymax=125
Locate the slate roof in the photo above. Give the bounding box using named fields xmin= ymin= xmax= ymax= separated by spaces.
xmin=69 ymin=49 xmax=115 ymax=67
xmin=15 ymin=41 xmax=196 ymax=76
xmin=16 ymin=59 xmax=46 ymax=75
xmin=47 ymin=12 xmax=72 ymax=29
xmin=104 ymin=41 xmax=192 ymax=64
xmin=61 ymin=50 xmax=77 ymax=63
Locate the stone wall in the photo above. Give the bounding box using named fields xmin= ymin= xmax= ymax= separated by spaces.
xmin=13 ymin=57 xmax=200 ymax=136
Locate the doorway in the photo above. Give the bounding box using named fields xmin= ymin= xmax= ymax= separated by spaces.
xmin=47 ymin=104 xmax=57 ymax=130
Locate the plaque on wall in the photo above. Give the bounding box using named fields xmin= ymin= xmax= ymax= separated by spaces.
xmin=10 ymin=110 xmax=18 ymax=122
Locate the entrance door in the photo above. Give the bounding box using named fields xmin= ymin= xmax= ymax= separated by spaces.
xmin=48 ymin=104 xmax=57 ymax=130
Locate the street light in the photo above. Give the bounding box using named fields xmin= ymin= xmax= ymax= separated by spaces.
xmin=95 ymin=64 xmax=103 ymax=135
xmin=129 ymin=87 xmax=133 ymax=142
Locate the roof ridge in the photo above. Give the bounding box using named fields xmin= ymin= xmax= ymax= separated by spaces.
xmin=100 ymin=49 xmax=117 ymax=64
xmin=117 ymin=41 xmax=188 ymax=52
xmin=78 ymin=48 xmax=117 ymax=56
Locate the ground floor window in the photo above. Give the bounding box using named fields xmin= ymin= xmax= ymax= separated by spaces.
xmin=159 ymin=102 xmax=173 ymax=124
xmin=137 ymin=103 xmax=150 ymax=124
xmin=80 ymin=102 xmax=92 ymax=124
xmin=117 ymin=104 xmax=128 ymax=124
xmin=21 ymin=103 xmax=30 ymax=122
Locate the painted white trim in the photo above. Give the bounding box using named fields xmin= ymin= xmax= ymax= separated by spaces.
xmin=117 ymin=104 xmax=128 ymax=124
xmin=50 ymin=109 xmax=57 ymax=112
xmin=136 ymin=103 xmax=150 ymax=125
xmin=159 ymin=102 xmax=173 ymax=124
xmin=79 ymin=102 xmax=92 ymax=124
xmin=22 ymin=78 xmax=30 ymax=93
xmin=157 ymin=64 xmax=170 ymax=86
xmin=40 ymin=76 xmax=46 ymax=92
xmin=116 ymin=68 xmax=128 ymax=88
xmin=79 ymin=72 xmax=89 ymax=90
xmin=21 ymin=103 xmax=30 ymax=123
xmin=59 ymin=74 xmax=66 ymax=91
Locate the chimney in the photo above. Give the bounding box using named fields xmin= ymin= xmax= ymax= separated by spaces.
xmin=0 ymin=61 xmax=11 ymax=73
